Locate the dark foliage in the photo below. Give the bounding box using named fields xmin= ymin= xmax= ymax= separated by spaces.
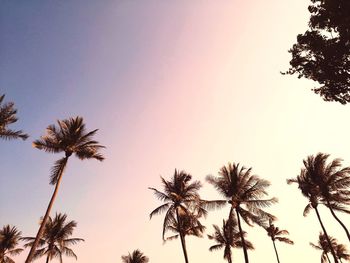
xmin=284 ymin=0 xmax=350 ymax=104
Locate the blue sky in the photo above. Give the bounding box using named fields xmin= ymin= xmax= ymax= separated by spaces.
xmin=2 ymin=1 xmax=350 ymax=262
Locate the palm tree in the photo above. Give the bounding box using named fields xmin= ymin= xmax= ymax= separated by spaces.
xmin=0 ymin=225 xmax=23 ymax=263
xmin=265 ymin=220 xmax=294 ymax=263
xmin=22 ymin=213 xmax=84 ymax=263
xmin=206 ymin=162 xmax=277 ymax=263
xmin=25 ymin=116 xmax=105 ymax=262
xmin=302 ymin=153 xmax=350 ymax=242
xmin=208 ymin=216 xmax=253 ymax=263
xmin=310 ymin=232 xmax=338 ymax=263
xmin=287 ymin=154 xmax=349 ymax=263
xmin=335 ymin=244 xmax=350 ymax=263
xmin=164 ymin=210 xmax=205 ymax=242
xmin=0 ymin=94 xmax=28 ymax=140
xmin=149 ymin=169 xmax=207 ymax=263
xmin=121 ymin=250 xmax=149 ymax=263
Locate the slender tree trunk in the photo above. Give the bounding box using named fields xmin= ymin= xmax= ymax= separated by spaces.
xmin=176 ymin=208 xmax=189 ymax=263
xmin=272 ymin=239 xmax=280 ymax=263
xmin=314 ymin=206 xmax=339 ymax=263
xmin=46 ymin=254 xmax=50 ymax=263
xmin=235 ymin=208 xmax=249 ymax=263
xmin=326 ymin=200 xmax=350 ymax=242
xmin=228 ymin=254 xmax=232 ymax=263
xmin=25 ymin=156 xmax=69 ymax=263
xmin=339 ymin=258 xmax=343 ymax=263
xmin=325 ymin=253 xmax=331 ymax=263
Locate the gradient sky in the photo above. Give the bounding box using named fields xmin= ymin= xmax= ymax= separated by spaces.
xmin=2 ymin=1 xmax=350 ymax=262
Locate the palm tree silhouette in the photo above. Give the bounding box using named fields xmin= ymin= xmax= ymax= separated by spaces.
xmin=0 ymin=225 xmax=23 ymax=263
xmin=265 ymin=220 xmax=294 ymax=263
xmin=121 ymin=249 xmax=149 ymax=263
xmin=206 ymin=162 xmax=277 ymax=263
xmin=0 ymin=94 xmax=28 ymax=140
xmin=310 ymin=232 xmax=338 ymax=263
xmin=25 ymin=116 xmax=104 ymax=262
xmin=23 ymin=213 xmax=84 ymax=263
xmin=208 ymin=216 xmax=253 ymax=263
xmin=335 ymin=243 xmax=350 ymax=263
xmin=302 ymin=153 xmax=350 ymax=241
xmin=288 ymin=159 xmax=340 ymax=263
xmin=164 ymin=209 xmax=205 ymax=242
xmin=149 ymin=169 xmax=205 ymax=263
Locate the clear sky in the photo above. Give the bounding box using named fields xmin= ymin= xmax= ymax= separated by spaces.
xmin=1 ymin=0 xmax=350 ymax=262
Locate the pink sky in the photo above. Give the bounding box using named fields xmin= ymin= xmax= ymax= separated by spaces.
xmin=3 ymin=1 xmax=350 ymax=262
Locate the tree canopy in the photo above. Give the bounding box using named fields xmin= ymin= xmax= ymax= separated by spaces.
xmin=285 ymin=0 xmax=350 ymax=104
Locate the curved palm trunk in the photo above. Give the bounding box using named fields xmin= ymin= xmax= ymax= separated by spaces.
xmin=272 ymin=239 xmax=280 ymax=263
xmin=176 ymin=208 xmax=189 ymax=263
xmin=326 ymin=200 xmax=350 ymax=242
xmin=235 ymin=208 xmax=249 ymax=263
xmin=314 ymin=206 xmax=339 ymax=263
xmin=25 ymin=156 xmax=69 ymax=263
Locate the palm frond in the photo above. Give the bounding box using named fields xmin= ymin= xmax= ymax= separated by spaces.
xmin=50 ymin=157 xmax=69 ymax=185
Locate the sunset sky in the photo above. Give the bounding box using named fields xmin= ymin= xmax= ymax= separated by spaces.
xmin=2 ymin=1 xmax=350 ymax=262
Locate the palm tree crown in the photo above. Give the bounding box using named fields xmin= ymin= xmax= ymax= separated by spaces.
xmin=206 ymin=163 xmax=277 ymax=226
xmin=310 ymin=232 xmax=338 ymax=263
xmin=150 ymin=169 xmax=207 ymax=263
xmin=265 ymin=222 xmax=294 ymax=245
xmin=0 ymin=225 xmax=23 ymax=263
xmin=23 ymin=213 xmax=84 ymax=262
xmin=206 ymin=162 xmax=277 ymax=263
xmin=121 ymin=250 xmax=149 ymax=263
xmin=208 ymin=217 xmax=253 ymax=263
xmin=164 ymin=210 xmax=205 ymax=242
xmin=149 ymin=169 xmax=203 ymax=239
xmin=33 ymin=116 xmax=105 ymax=184
xmin=0 ymin=94 xmax=28 ymax=141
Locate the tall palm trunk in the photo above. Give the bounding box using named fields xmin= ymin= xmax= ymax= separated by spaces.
xmin=272 ymin=239 xmax=280 ymax=263
xmin=46 ymin=254 xmax=50 ymax=263
xmin=25 ymin=156 xmax=69 ymax=263
xmin=225 ymin=245 xmax=232 ymax=263
xmin=176 ymin=208 xmax=189 ymax=263
xmin=326 ymin=200 xmax=350 ymax=242
xmin=235 ymin=208 xmax=249 ymax=263
xmin=314 ymin=206 xmax=339 ymax=263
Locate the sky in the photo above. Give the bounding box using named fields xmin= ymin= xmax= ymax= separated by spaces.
xmin=1 ymin=0 xmax=350 ymax=262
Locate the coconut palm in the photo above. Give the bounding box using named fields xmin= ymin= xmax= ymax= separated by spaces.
xmin=310 ymin=232 xmax=338 ymax=263
xmin=208 ymin=216 xmax=254 ymax=263
xmin=302 ymin=153 xmax=350 ymax=241
xmin=0 ymin=225 xmax=23 ymax=263
xmin=0 ymin=94 xmax=28 ymax=141
xmin=287 ymin=154 xmax=350 ymax=263
xmin=164 ymin=210 xmax=205 ymax=242
xmin=335 ymin=244 xmax=350 ymax=263
xmin=22 ymin=213 xmax=84 ymax=263
xmin=206 ymin=162 xmax=277 ymax=263
xmin=121 ymin=249 xmax=149 ymax=263
xmin=149 ymin=169 xmax=209 ymax=263
xmin=265 ymin=220 xmax=294 ymax=263
xmin=25 ymin=116 xmax=104 ymax=262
